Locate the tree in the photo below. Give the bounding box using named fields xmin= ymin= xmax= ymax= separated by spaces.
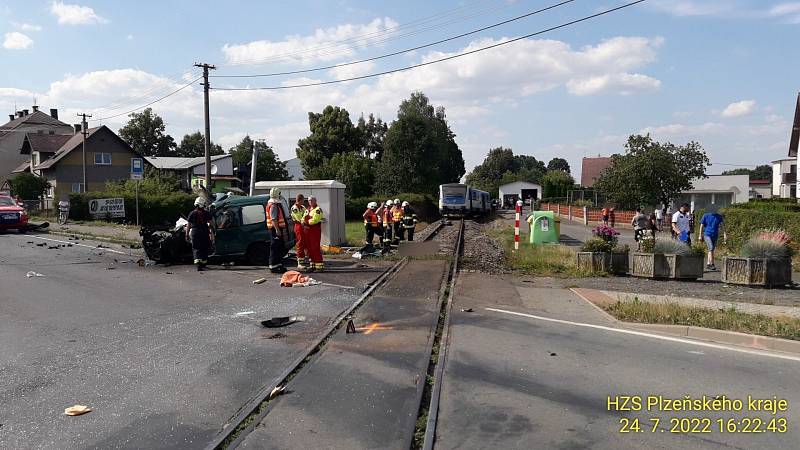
xmin=356 ymin=113 xmax=388 ymax=160
xmin=296 ymin=105 xmax=363 ymax=179
xmin=177 ymin=131 xmax=223 ymax=157
xmin=594 ymin=134 xmax=710 ymax=210
xmin=721 ymin=164 xmax=771 ymax=180
xmin=312 ymin=151 xmax=375 ymax=198
xmin=541 ymin=170 xmax=575 ymax=199
xmin=9 ymin=172 xmax=49 ymax=199
xmin=229 ymin=136 xmax=289 ymax=182
xmin=118 ymin=108 xmax=177 ymax=157
xmin=376 ymin=92 xmax=465 ymax=194
xmin=466 ymin=148 xmax=547 ymax=195
xmin=547 ymin=157 xmax=571 ymax=173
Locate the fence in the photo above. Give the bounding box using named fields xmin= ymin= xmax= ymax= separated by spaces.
xmin=21 ymin=198 xmax=56 ymax=215
xmin=539 ymin=202 xmax=636 ymax=228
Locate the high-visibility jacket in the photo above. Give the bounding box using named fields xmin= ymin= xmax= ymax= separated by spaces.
xmin=402 ymin=207 xmax=418 ymax=228
xmin=266 ymin=201 xmax=287 ymax=229
xmin=304 ymin=206 xmax=324 ymax=226
xmin=391 ymin=206 xmax=403 ymax=223
xmin=382 ymin=207 xmax=393 ymax=227
xmin=290 ymin=203 xmax=307 ymax=223
xmin=375 ymin=206 xmax=384 ymax=224
xmin=363 ymin=209 xmax=378 ymax=226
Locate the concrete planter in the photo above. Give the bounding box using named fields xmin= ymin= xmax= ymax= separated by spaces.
xmin=576 ymin=252 xmax=611 ymax=272
xmin=631 ymin=252 xmax=704 ymax=280
xmin=721 ymin=257 xmax=792 ymax=287
xmin=610 ymin=251 xmax=630 ymax=275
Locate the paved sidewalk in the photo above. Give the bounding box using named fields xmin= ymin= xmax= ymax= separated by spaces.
xmin=45 ymin=221 xmax=142 ymax=243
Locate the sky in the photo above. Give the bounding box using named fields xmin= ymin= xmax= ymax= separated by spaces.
xmin=1 ymin=0 xmax=799 ymax=182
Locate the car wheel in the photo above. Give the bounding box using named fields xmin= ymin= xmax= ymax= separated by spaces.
xmin=18 ymin=227 xmax=26 ymax=234
xmin=246 ymin=242 xmax=270 ymax=266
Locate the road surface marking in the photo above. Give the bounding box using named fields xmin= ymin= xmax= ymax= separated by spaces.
xmin=485 ymin=307 xmax=800 ymax=363
xmin=356 ymin=322 xmax=394 ymax=334
xmin=20 ymin=234 xmax=127 ymax=255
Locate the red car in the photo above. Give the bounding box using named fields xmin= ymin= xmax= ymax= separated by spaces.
xmin=0 ymin=195 xmax=28 ymax=232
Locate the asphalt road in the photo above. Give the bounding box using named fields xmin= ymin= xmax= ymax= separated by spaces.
xmin=0 ymin=231 xmax=387 ymax=449
xmin=434 ymin=273 xmax=800 ymax=450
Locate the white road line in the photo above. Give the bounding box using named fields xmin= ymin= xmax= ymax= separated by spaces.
xmin=21 ymin=234 xmax=127 ymax=255
xmin=485 ymin=307 xmax=800 ymax=363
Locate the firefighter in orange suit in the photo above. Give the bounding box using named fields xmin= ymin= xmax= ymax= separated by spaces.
xmin=290 ymin=193 xmax=308 ymax=269
xmin=381 ymin=199 xmax=394 ymax=244
xmin=363 ymin=201 xmax=382 ymax=245
xmin=303 ymin=195 xmax=325 ymax=272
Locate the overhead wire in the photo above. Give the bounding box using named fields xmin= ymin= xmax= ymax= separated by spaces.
xmin=92 ymin=75 xmax=202 ymax=121
xmin=90 ymin=66 xmax=199 ymax=116
xmin=219 ymin=0 xmax=505 ymax=67
xmin=212 ymin=0 xmax=647 ymax=92
xmin=212 ymin=0 xmax=576 ymax=79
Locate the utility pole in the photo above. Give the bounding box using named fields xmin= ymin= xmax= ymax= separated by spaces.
xmin=77 ymin=113 xmax=91 ymax=192
xmin=249 ymin=139 xmax=259 ymax=196
xmin=194 ymin=62 xmax=216 ymax=191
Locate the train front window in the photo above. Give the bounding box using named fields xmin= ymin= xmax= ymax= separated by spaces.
xmin=442 ymin=186 xmax=466 ymax=204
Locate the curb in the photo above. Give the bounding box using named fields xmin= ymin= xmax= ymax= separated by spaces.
xmin=46 ymin=230 xmax=140 ymax=246
xmin=569 ymin=288 xmax=800 ymax=356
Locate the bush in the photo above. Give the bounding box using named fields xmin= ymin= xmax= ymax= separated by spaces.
xmin=69 ymin=191 xmax=195 ymax=226
xmin=720 ymin=208 xmax=800 ymax=258
xmin=740 ymin=230 xmax=794 ymax=261
xmin=581 ymin=237 xmax=612 ymax=253
xmin=9 ymin=172 xmax=49 ymax=200
xmin=727 ymin=198 xmax=800 ymax=213
xmin=345 ymin=193 xmax=439 ymax=222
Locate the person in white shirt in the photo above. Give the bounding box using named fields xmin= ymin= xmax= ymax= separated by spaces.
xmin=654 ymin=208 xmax=664 ymax=231
xmin=671 ymin=203 xmax=692 ymax=243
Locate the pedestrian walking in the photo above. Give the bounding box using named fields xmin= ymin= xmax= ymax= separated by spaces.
xmin=186 ymin=197 xmax=214 ymax=271
xmin=654 ymin=207 xmax=664 ymax=231
xmin=631 ymin=207 xmax=649 ymax=250
xmin=363 ymin=201 xmax=383 ymax=246
xmin=671 ymin=203 xmax=692 ymax=244
xmin=698 ymin=205 xmax=726 ymax=270
xmin=601 ymin=206 xmax=610 ymax=225
xmin=648 ymin=211 xmax=658 ymax=237
xmin=303 ymin=195 xmax=324 ymax=272
xmin=266 ymin=187 xmax=290 ymax=273
xmin=391 ymin=198 xmax=404 ymax=243
xmin=401 ymin=201 xmax=418 ymax=241
xmin=290 ymin=193 xmax=308 ymax=269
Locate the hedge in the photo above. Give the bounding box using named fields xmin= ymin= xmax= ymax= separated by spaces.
xmin=345 ymin=193 xmax=439 ymax=223
xmin=69 ymin=192 xmax=195 ymax=226
xmin=727 ymin=198 xmax=800 ymax=213
xmin=719 ymin=208 xmax=800 ymax=259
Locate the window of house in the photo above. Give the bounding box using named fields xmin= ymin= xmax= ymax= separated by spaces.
xmin=71 ymin=183 xmax=84 ymax=193
xmin=241 ymin=204 xmax=266 ymax=225
xmin=32 ymin=152 xmax=39 ymax=166
xmin=94 ymin=153 xmax=112 ymax=165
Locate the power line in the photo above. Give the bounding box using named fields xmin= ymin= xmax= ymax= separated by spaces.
xmin=90 ymin=67 xmax=199 ymax=115
xmin=212 ymin=0 xmax=647 ymax=92
xmin=220 ymin=0 xmax=506 ymax=67
xmin=92 ymin=76 xmax=202 ymax=121
xmin=212 ymin=0 xmax=576 ymax=79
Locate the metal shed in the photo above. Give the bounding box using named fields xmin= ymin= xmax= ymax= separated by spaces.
xmin=253 ymin=180 xmax=346 ymax=246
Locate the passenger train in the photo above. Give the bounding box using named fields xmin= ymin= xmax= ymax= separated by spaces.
xmin=439 ymin=183 xmax=491 ymax=217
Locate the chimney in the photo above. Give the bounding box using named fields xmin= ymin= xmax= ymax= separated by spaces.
xmin=22 ymin=109 xmax=29 ymax=116
xmin=17 ymin=111 xmax=23 ymax=118
xmin=50 ymin=108 xmax=58 ymax=120
xmin=8 ymin=114 xmax=14 ymax=121
xmin=74 ymin=124 xmax=82 ymax=134
xmin=32 ymin=105 xmax=39 ymax=112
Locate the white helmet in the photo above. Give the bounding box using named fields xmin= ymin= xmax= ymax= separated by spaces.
xmin=368 ymin=201 xmax=378 ymax=210
xmin=385 ymin=200 xmax=393 ymax=207
xmin=402 ymin=201 xmax=409 ymax=207
xmin=394 ymin=198 xmax=400 ymax=205
xmin=269 ymin=187 xmax=282 ymax=199
xmin=194 ymin=197 xmax=207 ymax=208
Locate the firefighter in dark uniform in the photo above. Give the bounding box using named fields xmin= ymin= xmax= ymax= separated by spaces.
xmin=185 ymin=197 xmax=214 ymax=271
xmin=266 ymin=187 xmax=290 ymax=273
xmin=401 ymin=201 xmax=418 ymax=241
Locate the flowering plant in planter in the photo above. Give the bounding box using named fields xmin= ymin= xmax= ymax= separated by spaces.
xmin=592 ymin=225 xmax=620 ymax=244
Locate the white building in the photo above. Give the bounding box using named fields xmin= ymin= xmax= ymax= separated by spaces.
xmin=498 ymin=181 xmax=542 ymax=207
xmin=253 ymin=180 xmax=346 ymax=246
xmin=772 ymin=158 xmax=797 ymax=199
xmin=674 ymin=174 xmax=749 ymax=210
xmin=145 ymin=154 xmax=236 ymax=192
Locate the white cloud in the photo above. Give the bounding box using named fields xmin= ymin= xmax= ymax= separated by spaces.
xmin=648 ymin=0 xmax=734 ymax=17
xmin=3 ymin=31 xmax=33 ymax=50
xmin=12 ymin=22 xmax=42 ymax=32
xmin=222 ymin=17 xmax=398 ymax=65
xmin=567 ymin=73 xmax=661 ymax=96
xmin=50 ymin=1 xmax=107 ymax=25
xmin=126 ymin=34 xmax=133 ymax=41
xmin=327 ymin=61 xmax=376 ymax=80
xmin=769 ymin=2 xmax=800 ymax=23
xmin=721 ymin=99 xmax=756 ymax=117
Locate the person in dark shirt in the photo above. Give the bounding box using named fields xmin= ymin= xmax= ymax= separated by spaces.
xmin=186 ymin=197 xmax=214 ymax=271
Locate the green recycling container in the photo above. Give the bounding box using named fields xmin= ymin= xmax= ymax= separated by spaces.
xmin=527 ymin=211 xmax=560 ymax=245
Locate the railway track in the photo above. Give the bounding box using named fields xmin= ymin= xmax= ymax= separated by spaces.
xmin=205 ymin=219 xmax=465 ymax=450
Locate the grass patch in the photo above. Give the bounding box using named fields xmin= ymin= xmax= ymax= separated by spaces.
xmin=489 ymin=226 xmax=597 ymax=277
xmin=605 ymin=299 xmax=800 ymax=341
